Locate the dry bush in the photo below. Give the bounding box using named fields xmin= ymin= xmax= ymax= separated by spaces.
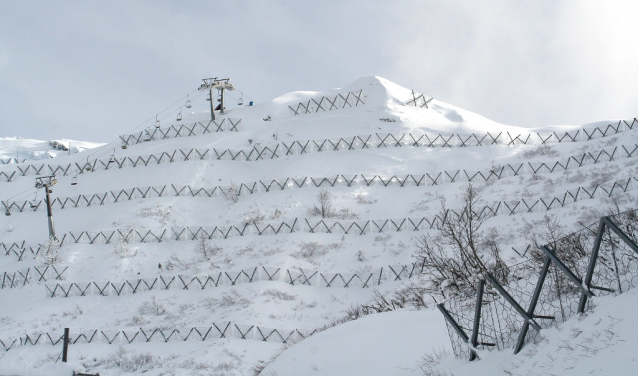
xmin=308 ymin=189 xmax=336 ymax=218
xmin=413 ymin=184 xmax=507 ymax=299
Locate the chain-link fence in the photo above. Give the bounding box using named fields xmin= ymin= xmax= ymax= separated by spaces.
xmin=439 ymin=209 xmax=638 ymax=360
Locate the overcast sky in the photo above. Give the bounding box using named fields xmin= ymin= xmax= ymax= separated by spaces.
xmin=1 ymin=1 xmax=637 ymax=143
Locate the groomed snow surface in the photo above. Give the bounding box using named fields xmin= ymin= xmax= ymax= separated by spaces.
xmin=1 ymin=76 xmax=637 ymax=375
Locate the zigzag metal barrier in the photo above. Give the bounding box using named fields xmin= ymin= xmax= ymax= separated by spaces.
xmin=119 ymin=118 xmax=242 ymax=147
xmin=5 ymin=143 xmax=637 ymax=215
xmin=406 ymin=90 xmax=434 ymax=109
xmin=0 ymin=240 xmax=64 ymax=262
xmin=2 ymin=119 xmax=636 ymax=184
xmin=438 ymin=209 xmax=638 ymax=360
xmin=44 ymin=263 xmax=423 ymax=298
xmin=0 ymin=323 xmax=319 ymax=352
xmin=0 ymin=158 xmax=27 ymax=165
xmin=288 ymin=90 xmax=365 ymax=116
xmin=1 ymin=265 xmax=67 ymax=289
xmin=3 ymin=176 xmax=638 ymax=260
xmin=14 ymin=176 xmax=638 ymax=251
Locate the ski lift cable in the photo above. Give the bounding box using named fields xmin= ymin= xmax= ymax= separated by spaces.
xmin=3 ymin=88 xmax=210 ymax=203
xmin=4 ymin=90 xmax=206 ymax=203
xmin=83 ymin=89 xmax=207 ymax=161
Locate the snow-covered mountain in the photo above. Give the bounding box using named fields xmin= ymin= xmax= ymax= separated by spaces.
xmin=0 ymin=76 xmax=636 ymax=375
xmin=0 ymin=137 xmax=105 ymax=163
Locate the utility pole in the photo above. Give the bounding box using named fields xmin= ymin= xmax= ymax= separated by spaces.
xmin=35 ymin=176 xmax=58 ymax=240
xmin=198 ymin=78 xmax=235 ymax=121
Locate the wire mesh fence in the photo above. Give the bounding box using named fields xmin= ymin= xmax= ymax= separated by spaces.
xmin=2 ymin=176 xmax=637 ymax=266
xmin=406 ymin=90 xmax=434 ymax=108
xmin=1 ymin=265 xmax=67 ymax=289
xmin=0 ymin=158 xmax=27 ymax=165
xmin=4 ymin=174 xmax=637 ymax=258
xmin=119 ymin=118 xmax=241 ymax=147
xmin=4 ymin=142 xmax=637 ymax=215
xmin=0 ymin=323 xmax=319 ymax=352
xmin=43 ymin=263 xmax=424 ymax=298
xmin=439 ymin=209 xmax=638 ymax=360
xmin=1 ymin=119 xmax=636 ymax=184
xmin=288 ymin=90 xmax=365 ymax=115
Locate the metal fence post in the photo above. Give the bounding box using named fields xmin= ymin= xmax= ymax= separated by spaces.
xmin=62 ymin=327 xmax=69 ymax=362
xmin=578 ymin=219 xmax=606 ymax=313
xmin=514 ymin=256 xmax=551 ymax=354
xmin=437 ymin=303 xmax=472 ymax=354
xmin=469 ymin=279 xmax=485 ymax=361
xmin=540 ymin=245 xmax=593 ymax=299
xmin=484 ymin=273 xmax=542 ymax=333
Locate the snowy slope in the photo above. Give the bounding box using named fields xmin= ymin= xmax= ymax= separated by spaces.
xmin=0 ymin=76 xmax=636 ymax=375
xmin=0 ymin=137 xmax=104 ymax=163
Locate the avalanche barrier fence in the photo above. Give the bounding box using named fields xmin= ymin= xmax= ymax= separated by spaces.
xmin=0 ymin=323 xmax=319 ymax=352
xmin=43 ymin=263 xmax=423 ymax=298
xmin=4 ymin=142 xmax=636 ymax=215
xmin=438 ymin=209 xmax=638 ymax=360
xmin=1 ymin=118 xmax=635 ymax=184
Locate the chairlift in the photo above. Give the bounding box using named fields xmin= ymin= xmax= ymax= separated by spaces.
xmin=71 ymin=175 xmax=78 ymax=186
xmin=107 ymin=149 xmax=116 ymax=166
xmin=121 ymin=142 xmax=128 ymax=150
xmin=84 ymin=157 xmax=92 ymax=171
xmin=177 ymin=107 xmax=183 ymax=121
xmin=29 ymin=193 xmax=38 ymax=210
xmin=185 ymin=94 xmax=192 ymax=108
xmin=4 ymin=210 xmax=9 ymax=216
xmin=144 ymin=129 xmax=152 ymax=142
xmin=206 ymin=92 xmax=212 ymax=101
xmin=154 ymin=115 xmax=161 ymax=129
xmin=238 ymin=92 xmax=244 ymax=106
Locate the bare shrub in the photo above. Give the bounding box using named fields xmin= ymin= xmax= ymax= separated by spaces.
xmin=356 ymin=249 xmax=366 ymax=262
xmin=292 ymin=241 xmax=328 ymax=263
xmin=262 ymin=289 xmax=296 ymax=301
xmin=89 ymin=347 xmax=161 ymax=372
xmin=419 ymin=347 xmax=455 ymax=376
xmin=224 ymin=182 xmax=241 ymax=203
xmin=522 ymin=145 xmax=560 ymax=158
xmin=413 ymin=184 xmax=507 ymax=299
xmin=335 ymin=207 xmax=359 ymax=220
xmin=195 ymin=237 xmax=221 ymax=261
xmin=242 ymin=209 xmax=265 ymax=225
xmin=138 ymin=296 xmax=166 ymax=316
xmin=309 ymin=189 xmax=336 ymax=218
xmin=356 ymin=193 xmax=377 ymax=204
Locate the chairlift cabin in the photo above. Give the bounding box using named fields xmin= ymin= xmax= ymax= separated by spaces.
xmin=71 ymin=176 xmax=78 ymax=186
xmin=107 ymin=149 xmax=116 ymax=165
xmin=121 ymin=142 xmax=128 ymax=150
xmin=29 ymin=195 xmax=38 ymax=210
xmin=177 ymin=107 xmax=183 ymax=121
xmin=185 ymin=95 xmax=192 ymax=108
xmin=84 ymin=158 xmax=92 ymax=171
xmin=238 ymin=92 xmax=244 ymax=106
xmin=4 ymin=210 xmax=9 ymax=216
xmin=154 ymin=115 xmax=161 ymax=129
xmin=144 ymin=129 xmax=152 ymax=142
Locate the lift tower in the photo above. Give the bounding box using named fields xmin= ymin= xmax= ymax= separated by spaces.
xmin=35 ymin=176 xmax=58 ymax=240
xmin=198 ymin=78 xmax=235 ymax=121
